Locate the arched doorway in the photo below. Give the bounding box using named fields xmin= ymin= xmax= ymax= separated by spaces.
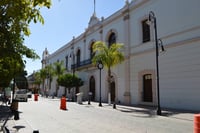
xmin=143 ymin=74 xmax=153 ymax=102
xmin=108 ymin=32 xmax=116 ymax=47
xmin=89 ymin=76 xmax=95 ymax=101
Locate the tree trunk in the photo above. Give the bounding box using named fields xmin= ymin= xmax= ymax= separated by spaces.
xmin=42 ymin=80 xmax=45 ymax=96
xmin=108 ymin=67 xmax=111 ymax=105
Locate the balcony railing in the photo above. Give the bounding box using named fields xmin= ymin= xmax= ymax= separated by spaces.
xmin=71 ymin=58 xmax=92 ymax=69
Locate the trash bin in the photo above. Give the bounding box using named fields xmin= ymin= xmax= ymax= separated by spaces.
xmin=76 ymin=93 xmax=83 ymax=104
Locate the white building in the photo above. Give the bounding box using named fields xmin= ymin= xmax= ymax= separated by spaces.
xmin=42 ymin=0 xmax=200 ymax=111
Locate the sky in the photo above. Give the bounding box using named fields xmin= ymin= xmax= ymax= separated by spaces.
xmin=24 ymin=0 xmax=127 ymax=75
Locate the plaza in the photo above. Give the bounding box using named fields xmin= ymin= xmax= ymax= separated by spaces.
xmin=1 ymin=97 xmax=195 ymax=133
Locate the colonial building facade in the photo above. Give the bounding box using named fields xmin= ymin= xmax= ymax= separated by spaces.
xmin=42 ymin=0 xmax=200 ymax=111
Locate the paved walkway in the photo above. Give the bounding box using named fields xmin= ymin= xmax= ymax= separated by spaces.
xmin=0 ymin=98 xmax=198 ymax=133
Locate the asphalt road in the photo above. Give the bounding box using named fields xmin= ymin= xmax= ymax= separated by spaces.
xmin=11 ymin=97 xmax=194 ymax=133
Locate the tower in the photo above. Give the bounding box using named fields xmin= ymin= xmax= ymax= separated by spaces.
xmin=41 ymin=48 xmax=49 ymax=69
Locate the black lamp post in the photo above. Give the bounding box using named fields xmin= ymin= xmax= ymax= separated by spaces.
xmin=97 ymin=60 xmax=104 ymax=107
xmin=148 ymin=11 xmax=165 ymax=115
xmin=70 ymin=46 xmax=75 ymax=101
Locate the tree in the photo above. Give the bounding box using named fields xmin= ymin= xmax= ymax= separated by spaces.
xmin=0 ymin=0 xmax=51 ymax=87
xmin=53 ymin=61 xmax=65 ymax=96
xmin=57 ymin=73 xmax=83 ymax=96
xmin=39 ymin=68 xmax=48 ymax=96
xmin=33 ymin=71 xmax=42 ymax=93
xmin=92 ymin=41 xmax=125 ymax=105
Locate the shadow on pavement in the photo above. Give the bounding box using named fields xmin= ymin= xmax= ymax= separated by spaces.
xmin=116 ymin=104 xmax=196 ymax=121
xmin=116 ymin=106 xmax=156 ymax=118
xmin=13 ymin=125 xmax=25 ymax=131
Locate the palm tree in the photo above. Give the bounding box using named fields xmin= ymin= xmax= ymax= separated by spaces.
xmin=92 ymin=41 xmax=125 ymax=105
xmin=53 ymin=61 xmax=65 ymax=96
xmin=39 ymin=68 xmax=48 ymax=96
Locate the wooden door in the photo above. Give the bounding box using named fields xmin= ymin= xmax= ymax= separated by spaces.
xmin=143 ymin=74 xmax=152 ymax=102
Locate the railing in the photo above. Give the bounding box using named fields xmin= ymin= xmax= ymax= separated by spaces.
xmin=71 ymin=58 xmax=92 ymax=69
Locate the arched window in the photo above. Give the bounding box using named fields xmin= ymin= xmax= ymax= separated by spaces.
xmin=142 ymin=19 xmax=150 ymax=43
xmin=108 ymin=32 xmax=116 ymax=47
xmin=90 ymin=42 xmax=95 ymax=59
xmin=76 ymin=49 xmax=81 ymax=67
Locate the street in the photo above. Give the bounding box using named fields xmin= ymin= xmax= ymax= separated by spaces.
xmin=10 ymin=97 xmax=194 ymax=133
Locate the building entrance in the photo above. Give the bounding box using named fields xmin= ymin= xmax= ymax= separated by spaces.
xmin=143 ymin=74 xmax=152 ymax=102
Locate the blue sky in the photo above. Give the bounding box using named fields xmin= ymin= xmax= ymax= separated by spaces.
xmin=24 ymin=0 xmax=126 ymax=75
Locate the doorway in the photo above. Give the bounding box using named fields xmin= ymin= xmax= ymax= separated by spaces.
xmin=143 ymin=74 xmax=153 ymax=102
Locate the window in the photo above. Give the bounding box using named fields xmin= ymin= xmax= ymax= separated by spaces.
xmin=142 ymin=19 xmax=150 ymax=43
xmin=108 ymin=32 xmax=116 ymax=47
xmin=90 ymin=42 xmax=95 ymax=59
xmin=76 ymin=49 xmax=81 ymax=67
xmin=65 ymin=56 xmax=68 ymax=70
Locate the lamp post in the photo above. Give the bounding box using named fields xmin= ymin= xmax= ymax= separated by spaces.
xmin=148 ymin=11 xmax=165 ymax=115
xmin=70 ymin=47 xmax=75 ymax=101
xmin=97 ymin=60 xmax=104 ymax=107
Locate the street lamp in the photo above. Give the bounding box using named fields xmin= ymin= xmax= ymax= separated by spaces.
xmin=148 ymin=11 xmax=165 ymax=115
xmin=70 ymin=46 xmax=75 ymax=101
xmin=97 ymin=60 xmax=104 ymax=107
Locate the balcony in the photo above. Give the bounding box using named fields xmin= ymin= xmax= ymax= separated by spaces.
xmin=71 ymin=58 xmax=92 ymax=70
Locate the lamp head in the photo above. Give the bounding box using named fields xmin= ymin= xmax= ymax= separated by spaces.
xmin=158 ymin=39 xmax=166 ymax=53
xmin=146 ymin=11 xmax=156 ymax=25
xmin=97 ymin=60 xmax=104 ymax=69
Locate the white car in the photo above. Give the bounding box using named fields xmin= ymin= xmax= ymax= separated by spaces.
xmin=14 ymin=89 xmax=28 ymax=102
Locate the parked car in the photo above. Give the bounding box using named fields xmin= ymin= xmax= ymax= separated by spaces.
xmin=14 ymin=89 xmax=28 ymax=102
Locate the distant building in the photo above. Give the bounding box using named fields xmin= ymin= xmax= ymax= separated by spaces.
xmin=27 ymin=72 xmax=38 ymax=93
xmin=42 ymin=0 xmax=200 ymax=111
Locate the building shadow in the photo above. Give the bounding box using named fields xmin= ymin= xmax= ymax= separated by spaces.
xmin=116 ymin=105 xmax=156 ymax=118
xmin=116 ymin=104 xmax=196 ymax=121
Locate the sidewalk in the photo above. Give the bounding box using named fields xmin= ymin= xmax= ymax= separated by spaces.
xmin=1 ymin=100 xmax=197 ymax=133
